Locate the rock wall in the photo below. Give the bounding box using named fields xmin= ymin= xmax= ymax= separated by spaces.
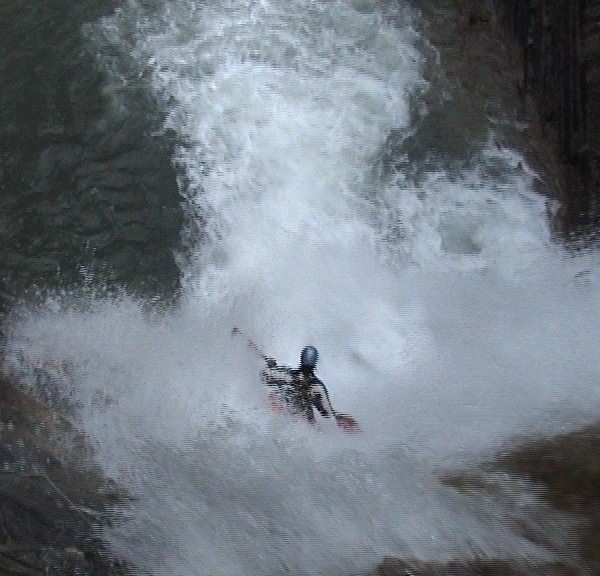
xmin=492 ymin=0 xmax=600 ymax=240
xmin=0 ymin=375 xmax=129 ymax=575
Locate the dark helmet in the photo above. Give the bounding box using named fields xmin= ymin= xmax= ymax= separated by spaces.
xmin=300 ymin=346 xmax=318 ymax=369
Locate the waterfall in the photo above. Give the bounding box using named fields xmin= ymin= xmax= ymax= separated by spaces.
xmin=5 ymin=1 xmax=600 ymax=574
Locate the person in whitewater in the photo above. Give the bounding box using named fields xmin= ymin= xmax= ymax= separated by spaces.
xmin=261 ymin=345 xmax=359 ymax=431
xmin=231 ymin=327 xmax=359 ymax=431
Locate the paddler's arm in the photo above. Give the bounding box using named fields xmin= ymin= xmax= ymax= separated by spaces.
xmin=261 ymin=361 xmax=295 ymax=390
xmin=311 ymin=377 xmax=336 ymax=418
xmin=311 ymin=377 xmax=361 ymax=431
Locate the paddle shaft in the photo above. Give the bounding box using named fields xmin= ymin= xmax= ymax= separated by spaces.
xmin=231 ymin=327 xmax=269 ymax=363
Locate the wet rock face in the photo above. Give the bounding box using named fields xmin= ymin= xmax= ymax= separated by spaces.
xmin=492 ymin=0 xmax=600 ymax=239
xmin=0 ymin=1 xmax=185 ymax=299
xmin=0 ymin=376 xmax=127 ymax=575
xmin=494 ymin=425 xmax=600 ymax=574
xmin=434 ymin=424 xmax=600 ymax=576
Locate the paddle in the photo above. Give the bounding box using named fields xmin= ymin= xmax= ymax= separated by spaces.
xmin=231 ymin=326 xmax=276 ymax=366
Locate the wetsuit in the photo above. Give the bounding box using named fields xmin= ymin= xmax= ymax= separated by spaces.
xmin=260 ymin=363 xmax=335 ymax=423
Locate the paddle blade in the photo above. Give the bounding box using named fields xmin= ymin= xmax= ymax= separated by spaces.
xmin=336 ymin=413 xmax=361 ymax=433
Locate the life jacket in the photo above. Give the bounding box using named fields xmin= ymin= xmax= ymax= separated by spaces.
xmin=260 ymin=365 xmax=334 ymax=421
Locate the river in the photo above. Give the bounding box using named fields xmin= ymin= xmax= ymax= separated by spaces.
xmin=2 ymin=1 xmax=600 ymax=575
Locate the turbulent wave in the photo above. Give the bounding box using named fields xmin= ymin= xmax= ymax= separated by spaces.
xmin=5 ymin=0 xmax=600 ymax=574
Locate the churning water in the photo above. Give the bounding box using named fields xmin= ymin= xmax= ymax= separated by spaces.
xmin=5 ymin=0 xmax=600 ymax=574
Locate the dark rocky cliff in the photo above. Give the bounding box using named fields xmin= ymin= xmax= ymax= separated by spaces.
xmin=492 ymin=0 xmax=600 ymax=241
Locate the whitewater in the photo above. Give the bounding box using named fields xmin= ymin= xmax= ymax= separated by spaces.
xmin=5 ymin=0 xmax=600 ymax=574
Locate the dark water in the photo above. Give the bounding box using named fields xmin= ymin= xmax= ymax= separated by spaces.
xmin=0 ymin=0 xmax=183 ymax=300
